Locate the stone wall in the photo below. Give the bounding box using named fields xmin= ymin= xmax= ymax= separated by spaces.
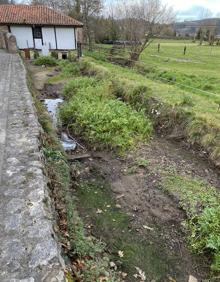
xmin=0 ymin=30 xmax=18 ymax=53
xmin=0 ymin=51 xmax=66 ymax=282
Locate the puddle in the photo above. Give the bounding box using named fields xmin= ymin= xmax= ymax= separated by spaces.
xmin=44 ymin=98 xmax=63 ymax=127
xmin=44 ymin=98 xmax=77 ymax=151
xmin=61 ymin=132 xmax=77 ymax=151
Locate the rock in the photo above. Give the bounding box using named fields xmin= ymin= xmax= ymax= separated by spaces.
xmin=188 ymin=275 xmax=198 ymax=282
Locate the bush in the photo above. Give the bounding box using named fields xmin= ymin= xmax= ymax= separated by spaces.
xmin=33 ymin=55 xmax=58 ymax=66
xmin=63 ymin=77 xmax=97 ymax=99
xmin=109 ymin=78 xmax=151 ymax=109
xmin=59 ymin=60 xmax=80 ymax=76
xmin=60 ymin=85 xmax=152 ymax=152
xmin=79 ymin=59 xmax=110 ymax=79
xmin=51 ymin=51 xmax=58 ymax=60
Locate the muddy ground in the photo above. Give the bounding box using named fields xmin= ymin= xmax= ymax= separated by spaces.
xmin=29 ymin=64 xmax=220 ymax=281
xmin=70 ymin=136 xmax=220 ymax=281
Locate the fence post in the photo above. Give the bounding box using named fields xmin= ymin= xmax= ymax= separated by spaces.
xmin=77 ymin=42 xmax=82 ymax=59
xmin=158 ymin=43 xmax=160 ymax=53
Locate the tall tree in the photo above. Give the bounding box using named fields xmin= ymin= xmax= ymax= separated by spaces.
xmin=113 ymin=0 xmax=175 ymax=61
xmin=80 ymin=0 xmax=102 ymax=48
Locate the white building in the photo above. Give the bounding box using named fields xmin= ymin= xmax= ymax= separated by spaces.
xmin=0 ymin=5 xmax=83 ymax=53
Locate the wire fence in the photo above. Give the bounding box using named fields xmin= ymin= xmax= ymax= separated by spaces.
xmin=81 ymin=43 xmax=220 ymax=100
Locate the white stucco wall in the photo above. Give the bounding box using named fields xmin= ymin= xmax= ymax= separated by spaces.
xmin=56 ymin=27 xmax=76 ymax=50
xmin=42 ymin=27 xmax=56 ymax=49
xmin=34 ymin=39 xmax=43 ymax=50
xmin=10 ymin=26 xmax=34 ymax=49
xmin=10 ymin=25 xmax=76 ymax=50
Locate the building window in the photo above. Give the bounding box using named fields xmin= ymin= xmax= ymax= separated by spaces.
xmin=33 ymin=27 xmax=42 ymax=39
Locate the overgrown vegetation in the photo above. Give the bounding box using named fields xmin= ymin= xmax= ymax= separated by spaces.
xmin=76 ymin=58 xmax=220 ymax=167
xmin=33 ymin=55 xmax=58 ymax=67
xmin=162 ymin=172 xmax=220 ymax=272
xmin=60 ymin=75 xmax=152 ymax=152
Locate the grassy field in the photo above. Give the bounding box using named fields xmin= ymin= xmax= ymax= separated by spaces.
xmin=141 ymin=39 xmax=220 ymax=76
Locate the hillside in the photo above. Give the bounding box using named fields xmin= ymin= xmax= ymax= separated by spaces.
xmin=175 ymin=18 xmax=220 ymax=37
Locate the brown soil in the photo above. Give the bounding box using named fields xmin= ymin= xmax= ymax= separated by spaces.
xmin=69 ymin=136 xmax=220 ymax=281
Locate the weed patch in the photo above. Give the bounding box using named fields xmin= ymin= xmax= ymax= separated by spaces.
xmin=162 ymin=172 xmax=220 ymax=271
xmin=60 ymin=82 xmax=152 ymax=152
xmin=33 ymin=56 xmax=58 ymax=67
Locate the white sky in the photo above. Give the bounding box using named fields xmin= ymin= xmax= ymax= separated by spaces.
xmin=164 ymin=0 xmax=220 ymax=14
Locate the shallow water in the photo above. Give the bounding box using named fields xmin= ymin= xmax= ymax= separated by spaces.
xmin=44 ymin=98 xmax=76 ymax=151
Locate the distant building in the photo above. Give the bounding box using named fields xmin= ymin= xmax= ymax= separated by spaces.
xmin=0 ymin=5 xmax=83 ymax=53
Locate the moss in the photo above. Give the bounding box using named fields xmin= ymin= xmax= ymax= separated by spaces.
xmin=76 ymin=178 xmax=176 ymax=280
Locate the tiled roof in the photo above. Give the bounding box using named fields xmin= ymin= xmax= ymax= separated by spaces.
xmin=0 ymin=5 xmax=83 ymax=27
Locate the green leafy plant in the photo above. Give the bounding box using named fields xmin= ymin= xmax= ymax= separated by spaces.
xmin=60 ymin=84 xmax=152 ymax=152
xmin=33 ymin=55 xmax=58 ymax=66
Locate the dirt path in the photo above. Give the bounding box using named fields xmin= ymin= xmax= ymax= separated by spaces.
xmin=71 ymin=136 xmax=220 ymax=281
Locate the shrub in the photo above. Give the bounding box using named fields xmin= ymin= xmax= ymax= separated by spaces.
xmin=79 ymin=59 xmax=110 ymax=79
xmin=109 ymin=78 xmax=151 ymax=109
xmin=63 ymin=77 xmax=97 ymax=99
xmin=33 ymin=55 xmax=58 ymax=66
xmin=51 ymin=51 xmax=58 ymax=60
xmin=60 ymin=85 xmax=152 ymax=152
xmin=59 ymin=60 xmax=80 ymax=76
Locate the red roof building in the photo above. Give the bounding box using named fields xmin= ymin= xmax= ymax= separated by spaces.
xmin=0 ymin=5 xmax=83 ymax=51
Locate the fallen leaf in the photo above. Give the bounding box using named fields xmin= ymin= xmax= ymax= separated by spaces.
xmin=143 ymin=225 xmax=154 ymax=231
xmin=118 ymin=250 xmax=124 ymax=258
xmin=96 ymin=209 xmax=103 ymax=214
xmin=134 ymin=267 xmax=146 ymax=281
xmin=116 ymin=194 xmax=125 ymax=200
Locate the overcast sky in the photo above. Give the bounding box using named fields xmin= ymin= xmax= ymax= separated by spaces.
xmin=164 ymin=0 xmax=220 ymax=20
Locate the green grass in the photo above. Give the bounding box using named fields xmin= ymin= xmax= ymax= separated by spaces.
xmin=59 ymin=56 xmax=220 ymax=273
xmin=37 ymin=48 xmax=220 ymax=274
xmin=77 ymin=57 xmax=220 ymax=166
xmin=162 ymin=171 xmax=220 ymax=272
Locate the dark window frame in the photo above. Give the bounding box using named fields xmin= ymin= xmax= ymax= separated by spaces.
xmin=33 ymin=26 xmax=42 ymax=39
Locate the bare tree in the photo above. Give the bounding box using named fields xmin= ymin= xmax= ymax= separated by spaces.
xmin=114 ymin=0 xmax=175 ymax=61
xmin=80 ymin=0 xmax=102 ymax=49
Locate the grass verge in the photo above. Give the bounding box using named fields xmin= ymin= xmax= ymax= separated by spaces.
xmin=161 ymin=171 xmax=220 ymax=272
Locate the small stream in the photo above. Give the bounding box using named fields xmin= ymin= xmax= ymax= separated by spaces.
xmin=43 ymin=98 xmax=77 ymax=151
